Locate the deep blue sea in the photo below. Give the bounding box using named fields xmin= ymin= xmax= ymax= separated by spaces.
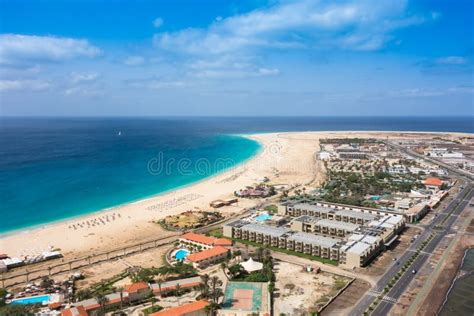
xmin=0 ymin=116 xmax=472 ymax=233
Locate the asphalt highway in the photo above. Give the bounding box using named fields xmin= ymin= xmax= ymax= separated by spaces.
xmin=350 ymin=182 xmax=473 ymax=316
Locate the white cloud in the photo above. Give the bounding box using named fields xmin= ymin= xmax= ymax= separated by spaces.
xmin=128 ymin=79 xmax=186 ymax=90
xmin=63 ymin=86 xmax=103 ymax=97
xmin=123 ymin=56 xmax=146 ymax=66
xmin=187 ymin=55 xmax=279 ymax=79
xmin=0 ymin=34 xmax=101 ymax=66
xmin=435 ymin=56 xmax=468 ymax=65
xmin=0 ymin=79 xmax=52 ymax=91
xmin=153 ymin=17 xmax=164 ymax=28
xmin=153 ymin=0 xmax=435 ymax=55
xmin=70 ymin=72 xmax=99 ymax=83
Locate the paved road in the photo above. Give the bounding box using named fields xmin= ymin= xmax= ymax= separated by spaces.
xmin=350 ymin=182 xmax=473 ymax=316
xmin=385 ymin=141 xmax=474 ymax=181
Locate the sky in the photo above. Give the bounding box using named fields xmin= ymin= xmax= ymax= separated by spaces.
xmin=0 ymin=0 xmax=473 ymax=117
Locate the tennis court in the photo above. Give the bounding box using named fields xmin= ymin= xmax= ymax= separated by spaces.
xmin=222 ymin=281 xmax=266 ymax=311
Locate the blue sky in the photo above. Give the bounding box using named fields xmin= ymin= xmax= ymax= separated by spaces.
xmin=0 ymin=0 xmax=473 ymax=116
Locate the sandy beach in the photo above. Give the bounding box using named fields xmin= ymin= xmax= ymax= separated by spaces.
xmin=0 ymin=131 xmax=468 ymax=260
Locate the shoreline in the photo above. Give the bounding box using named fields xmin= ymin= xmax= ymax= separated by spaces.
xmin=0 ymin=134 xmax=264 ymax=238
xmin=1 ymin=131 xmax=471 ymax=259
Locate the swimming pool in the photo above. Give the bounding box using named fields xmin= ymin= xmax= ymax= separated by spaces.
xmin=11 ymin=294 xmax=51 ymax=305
xmin=174 ymin=249 xmax=190 ymax=260
xmin=255 ymin=213 xmax=272 ymax=222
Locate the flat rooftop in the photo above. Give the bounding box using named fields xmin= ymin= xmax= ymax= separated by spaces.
xmin=348 ymin=233 xmax=380 ymax=245
xmin=287 ymin=231 xmax=340 ymax=248
xmin=225 ymin=220 xmax=249 ymax=228
xmin=341 ymin=240 xmax=371 ymax=255
xmin=241 ymin=223 xmax=290 ymax=238
xmin=292 ymin=204 xmax=333 ymax=214
xmin=316 ymin=218 xmax=360 ymax=231
xmin=335 ymin=209 xmax=376 ymax=221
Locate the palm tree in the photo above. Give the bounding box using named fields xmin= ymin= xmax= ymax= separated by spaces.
xmin=210 ymin=276 xmax=222 ymax=299
xmin=204 ymin=304 xmax=212 ymax=316
xmin=211 ymin=288 xmax=224 ymax=304
xmin=220 ymin=262 xmax=227 ymax=278
xmin=176 ymin=283 xmax=182 ymax=296
xmin=208 ymin=301 xmax=220 ymax=316
xmin=175 ymin=283 xmax=182 ymax=305
xmin=95 ymin=292 xmax=109 ymax=316
xmin=116 ymin=286 xmax=124 ymax=309
xmin=75 ymin=289 xmax=90 ymax=302
xmin=200 ymin=274 xmax=210 ymax=297
xmin=157 ymin=278 xmax=164 ymax=298
xmin=256 ymin=247 xmax=264 ymax=262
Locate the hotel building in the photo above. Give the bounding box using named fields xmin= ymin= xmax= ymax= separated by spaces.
xmin=224 ymin=202 xmax=405 ymax=269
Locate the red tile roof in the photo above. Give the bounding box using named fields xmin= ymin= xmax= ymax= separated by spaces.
xmin=153 ymin=281 xmax=201 ymax=294
xmin=186 ymin=246 xmax=228 ymax=263
xmin=83 ymin=297 xmax=124 ymax=311
xmin=61 ymin=306 xmax=87 ymax=316
xmin=124 ymin=281 xmax=149 ymax=294
xmin=424 ymin=177 xmax=443 ymax=187
xmin=181 ymin=232 xmax=232 ymax=247
xmin=48 ymin=302 xmax=62 ymax=310
xmin=150 ymin=300 xmax=209 ymax=316
xmin=181 ymin=232 xmax=216 ymax=245
xmin=214 ymin=238 xmax=232 ymax=246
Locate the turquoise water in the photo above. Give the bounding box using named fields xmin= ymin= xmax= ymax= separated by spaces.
xmin=255 ymin=213 xmax=272 ymax=222
xmin=0 ymin=118 xmax=261 ymax=233
xmin=175 ymin=249 xmax=190 ymax=260
xmin=1 ymin=117 xmax=473 ymax=234
xmin=11 ymin=294 xmax=51 ymax=305
xmin=223 ymin=282 xmax=263 ymax=310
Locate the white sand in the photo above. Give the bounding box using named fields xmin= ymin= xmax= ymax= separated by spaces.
xmin=1 ymin=131 xmax=466 ymax=259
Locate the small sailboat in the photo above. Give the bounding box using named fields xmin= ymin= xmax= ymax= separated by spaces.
xmin=118 ymin=131 xmax=122 ymax=136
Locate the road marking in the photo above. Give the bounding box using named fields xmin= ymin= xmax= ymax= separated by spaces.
xmin=382 ymin=296 xmax=398 ymax=304
xmin=368 ymin=290 xmax=382 ymax=297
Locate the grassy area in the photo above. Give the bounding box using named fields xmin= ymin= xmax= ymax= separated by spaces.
xmin=232 ymin=238 xmax=338 ymax=266
xmin=142 ymin=305 xmax=163 ymax=315
xmin=264 ymin=204 xmax=278 ymax=214
xmin=206 ymin=227 xmax=224 ymax=238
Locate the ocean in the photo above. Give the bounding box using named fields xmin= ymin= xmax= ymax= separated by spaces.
xmin=0 ymin=116 xmax=472 ymax=233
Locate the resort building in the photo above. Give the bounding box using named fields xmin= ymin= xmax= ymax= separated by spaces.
xmin=179 ymin=232 xmax=232 ymax=250
xmin=61 ymin=306 xmax=88 ymax=316
xmin=150 ymin=276 xmax=202 ymax=296
xmin=340 ymin=234 xmax=384 ymax=268
xmin=290 ymin=216 xmax=360 ymax=238
xmin=185 ymin=246 xmax=229 ymax=269
xmin=405 ymin=203 xmax=430 ymax=223
xmin=286 ymin=232 xmax=342 ymax=262
xmin=74 ymin=292 xmax=127 ymax=314
xmin=278 ymin=202 xmax=378 ymax=225
xmin=279 ymin=202 xmax=406 ymax=233
xmin=338 ymin=152 xmax=368 ymax=160
xmin=123 ymin=282 xmax=151 ymax=302
xmin=424 ymin=177 xmax=443 ymax=190
xmin=223 ymin=220 xmax=384 ymax=269
xmin=224 ymin=202 xmax=405 ymax=269
xmin=151 ymin=300 xmax=209 ymax=316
